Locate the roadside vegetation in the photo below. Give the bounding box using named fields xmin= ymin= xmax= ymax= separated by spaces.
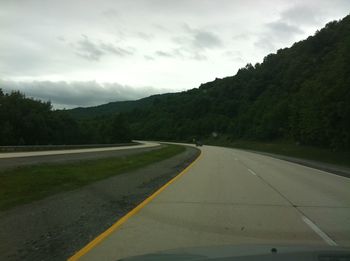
xmin=0 ymin=89 xmax=131 ymax=145
xmin=1 ymin=16 xmax=349 ymax=169
xmin=0 ymin=144 xmax=185 ymax=211
xmin=69 ymin=15 xmax=350 ymax=152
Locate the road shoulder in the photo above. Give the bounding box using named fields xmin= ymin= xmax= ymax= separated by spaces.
xmin=246 ymin=150 xmax=350 ymax=178
xmin=0 ymin=146 xmax=200 ymax=261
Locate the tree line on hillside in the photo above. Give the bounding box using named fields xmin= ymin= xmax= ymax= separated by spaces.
xmin=2 ymin=16 xmax=350 ymax=149
xmin=0 ymin=89 xmax=131 ymax=146
xmin=121 ymin=16 xmax=349 ymax=149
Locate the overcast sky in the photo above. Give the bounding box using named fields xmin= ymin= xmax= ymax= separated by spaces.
xmin=1 ymin=0 xmax=349 ymax=108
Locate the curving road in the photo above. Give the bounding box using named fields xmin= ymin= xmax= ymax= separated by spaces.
xmin=0 ymin=141 xmax=161 ymax=171
xmin=0 ymin=141 xmax=158 ymax=159
xmin=0 ymin=142 xmax=198 ymax=261
xmin=73 ymin=144 xmax=350 ymax=261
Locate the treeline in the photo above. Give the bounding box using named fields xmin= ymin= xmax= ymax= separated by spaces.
xmin=121 ymin=15 xmax=349 ymax=149
xmin=3 ymin=15 xmax=350 ymax=149
xmin=0 ymin=90 xmax=131 ymax=145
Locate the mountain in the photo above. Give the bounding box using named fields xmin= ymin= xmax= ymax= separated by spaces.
xmin=69 ymin=93 xmax=179 ymax=119
xmin=0 ymin=90 xmax=132 ymax=145
xmin=68 ymin=95 xmax=157 ymax=119
xmin=68 ymin=15 xmax=350 ymax=149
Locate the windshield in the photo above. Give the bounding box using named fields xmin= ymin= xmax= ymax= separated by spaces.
xmin=1 ymin=1 xmax=350 ymax=261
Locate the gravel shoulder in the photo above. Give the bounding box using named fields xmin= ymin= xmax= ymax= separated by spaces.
xmin=0 ymin=146 xmax=200 ymax=261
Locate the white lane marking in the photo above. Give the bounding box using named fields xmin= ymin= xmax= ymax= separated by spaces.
xmin=302 ymin=216 xmax=337 ymax=246
xmin=247 ymin=168 xmax=257 ymax=176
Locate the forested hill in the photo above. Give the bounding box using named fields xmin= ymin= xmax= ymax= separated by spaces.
xmin=68 ymin=95 xmax=161 ymax=119
xmin=1 ymin=16 xmax=349 ymax=148
xmin=68 ymin=15 xmax=350 ymax=149
xmin=0 ymin=90 xmax=131 ymax=145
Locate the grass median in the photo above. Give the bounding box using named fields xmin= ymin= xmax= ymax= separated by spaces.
xmin=0 ymin=144 xmax=185 ymax=211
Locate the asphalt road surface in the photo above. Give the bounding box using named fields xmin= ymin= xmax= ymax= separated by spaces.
xmin=0 ymin=141 xmax=161 ymax=171
xmin=0 ymin=141 xmax=158 ymax=159
xmin=74 ymin=144 xmax=350 ymax=261
xmin=0 ymin=145 xmax=199 ymax=261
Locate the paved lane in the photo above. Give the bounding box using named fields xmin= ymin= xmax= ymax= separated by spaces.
xmin=74 ymin=145 xmax=350 ymax=261
xmin=0 ymin=141 xmax=158 ymax=159
xmin=0 ymin=142 xmax=162 ymax=171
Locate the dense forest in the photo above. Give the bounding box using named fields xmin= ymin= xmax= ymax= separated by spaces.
xmin=0 ymin=90 xmax=131 ymax=145
xmin=1 ymin=15 xmax=350 ymax=149
xmin=70 ymin=15 xmax=350 ymax=149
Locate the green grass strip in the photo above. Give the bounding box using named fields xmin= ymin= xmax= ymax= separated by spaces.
xmin=0 ymin=144 xmax=185 ymax=211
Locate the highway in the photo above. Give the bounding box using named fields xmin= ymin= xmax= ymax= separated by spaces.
xmin=71 ymin=144 xmax=350 ymax=261
xmin=0 ymin=141 xmax=162 ymax=171
xmin=0 ymin=141 xmax=158 ymax=159
xmin=0 ymin=142 xmax=197 ymax=261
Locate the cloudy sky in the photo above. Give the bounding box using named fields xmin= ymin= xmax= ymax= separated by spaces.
xmin=1 ymin=0 xmax=349 ymax=108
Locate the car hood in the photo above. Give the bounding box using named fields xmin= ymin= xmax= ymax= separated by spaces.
xmin=119 ymin=245 xmax=350 ymax=261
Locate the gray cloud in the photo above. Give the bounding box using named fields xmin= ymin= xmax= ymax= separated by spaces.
xmin=75 ymin=35 xmax=105 ymax=61
xmin=100 ymin=43 xmax=133 ymax=56
xmin=0 ymin=80 xmax=170 ymax=109
xmin=232 ymin=33 xmax=250 ymax=41
xmin=222 ymin=50 xmax=245 ymax=63
xmin=136 ymin=32 xmax=154 ymax=40
xmin=192 ymin=30 xmax=222 ymax=49
xmin=162 ymin=26 xmax=222 ymax=61
xmin=281 ymin=5 xmax=319 ymax=26
xmin=267 ymin=21 xmax=303 ymax=36
xmin=254 ymin=14 xmax=305 ymax=52
xmin=180 ymin=25 xmax=222 ymax=50
xmin=57 ymin=36 xmax=66 ymax=42
xmin=154 ymin=48 xmax=207 ymax=61
xmin=254 ymin=36 xmax=276 ymax=53
xmin=155 ymin=51 xmax=173 ymax=58
xmin=252 ymin=1 xmax=350 ymax=53
xmin=74 ymin=35 xmax=133 ymax=61
xmin=188 ymin=52 xmax=207 ymax=61
xmin=101 ymin=8 xmax=119 ymax=18
xmin=144 ymin=55 xmax=154 ymax=60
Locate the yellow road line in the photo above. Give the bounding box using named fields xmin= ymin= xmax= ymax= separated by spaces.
xmin=68 ymin=149 xmax=202 ymax=261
